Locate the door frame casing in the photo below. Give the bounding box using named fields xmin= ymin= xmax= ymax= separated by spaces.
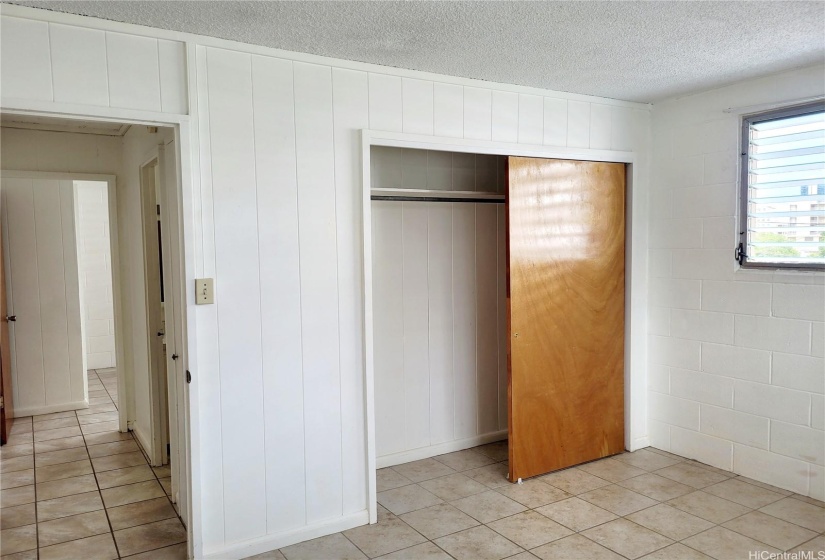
xmin=360 ymin=129 xmax=650 ymax=524
xmin=138 ymin=153 xmax=170 ymax=468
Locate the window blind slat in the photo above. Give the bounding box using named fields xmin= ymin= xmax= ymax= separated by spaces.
xmin=754 ymin=112 xmax=825 ymax=130
xmin=752 ymin=129 xmax=825 ymax=146
xmin=750 ymin=194 xmax=825 ymax=204
xmin=752 ymin=146 xmax=825 ymax=161
xmin=750 ymin=210 xmax=825 ymax=217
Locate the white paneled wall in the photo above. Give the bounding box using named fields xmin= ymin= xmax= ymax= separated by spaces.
xmin=372 ymin=200 xmax=507 ymax=461
xmin=649 ymin=65 xmax=825 ymax=499
xmin=197 ymin=42 xmax=648 ymax=557
xmin=1 ymin=178 xmax=86 ymax=416
xmin=75 ymin=181 xmax=116 ymax=369
xmin=0 ymin=15 xmax=187 ymax=114
xmin=0 ymin=7 xmax=654 ymax=558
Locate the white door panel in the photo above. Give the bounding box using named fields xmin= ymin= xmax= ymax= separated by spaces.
xmin=1 ymin=177 xmax=85 ymax=415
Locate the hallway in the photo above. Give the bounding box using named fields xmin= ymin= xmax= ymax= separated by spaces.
xmin=1 ymin=369 xmax=186 ymax=559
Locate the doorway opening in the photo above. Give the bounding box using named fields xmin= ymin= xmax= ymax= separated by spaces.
xmin=0 ymin=113 xmax=191 ymax=542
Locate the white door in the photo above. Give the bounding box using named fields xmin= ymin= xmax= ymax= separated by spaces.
xmin=158 ymin=141 xmax=188 ymax=526
xmin=1 ymin=177 xmax=86 ymax=416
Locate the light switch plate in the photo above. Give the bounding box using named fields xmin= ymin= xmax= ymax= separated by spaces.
xmin=195 ymin=278 xmax=214 ymax=304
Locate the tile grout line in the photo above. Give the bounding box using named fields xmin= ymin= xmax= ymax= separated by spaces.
xmin=77 ymin=370 xmax=124 ymax=560
xmin=7 ymin=370 xmax=182 ymax=559
xmin=96 ymin=368 xmax=188 ymax=557
xmin=370 ymin=448 xmax=825 ymax=559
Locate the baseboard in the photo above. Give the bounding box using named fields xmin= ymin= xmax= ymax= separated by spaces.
xmin=630 ymin=436 xmax=650 ymax=452
xmin=13 ymin=400 xmax=88 ymax=418
xmin=131 ymin=423 xmax=153 ymax=461
xmin=377 ymin=430 xmax=508 ymax=469
xmin=201 ymin=510 xmax=369 ymax=560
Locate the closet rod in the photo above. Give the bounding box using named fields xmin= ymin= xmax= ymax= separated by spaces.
xmin=371 ymin=195 xmax=505 ymax=204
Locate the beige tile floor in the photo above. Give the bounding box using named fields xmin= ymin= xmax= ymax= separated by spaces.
xmin=8 ymin=377 xmax=822 ymax=560
xmin=1 ymin=369 xmax=187 ymax=559
xmin=246 ymin=443 xmax=825 ymax=560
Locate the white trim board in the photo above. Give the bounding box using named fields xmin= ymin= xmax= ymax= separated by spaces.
xmin=377 ymin=431 xmax=508 ymax=469
xmin=361 ymin=129 xmax=650 ymax=524
xmin=201 ymin=510 xmax=370 ymax=560
xmin=12 ymin=400 xmax=90 ymax=418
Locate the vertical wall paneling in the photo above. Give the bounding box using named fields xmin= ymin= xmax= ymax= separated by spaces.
xmin=105 ymin=32 xmax=162 ymax=111
xmin=195 ymin=45 xmax=225 ymax=546
xmin=496 ymin=205 xmax=508 ymax=430
xmin=205 ymin=48 xmax=267 ymax=542
xmin=62 ymin=181 xmax=86 ymax=403
xmin=518 ymin=94 xmax=543 ymax=145
xmin=0 ymin=16 xmax=52 ymax=101
xmin=0 ymin=15 xmax=187 ymax=114
xmin=332 ymin=67 xmax=370 ymax=515
xmin=463 ymin=87 xmax=493 ymax=141
xmin=3 ymin=180 xmax=45 ymax=409
xmin=33 ymin=179 xmax=72 ymax=405
xmin=402 ymin=78 xmax=434 ymax=135
xmin=433 ymin=83 xmax=464 ymax=138
xmin=402 ymin=203 xmax=430 ymax=449
xmin=48 ymin=23 xmax=109 ymax=106
xmin=158 ymin=39 xmax=188 ymax=114
xmin=567 ymin=100 xmax=591 ymax=148
xmin=452 ymin=204 xmax=478 ymax=438
xmin=293 ymin=61 xmax=344 ymax=522
xmin=589 ymin=104 xmax=613 ymax=150
xmin=476 ymin=204 xmax=499 ymax=434
xmin=250 ymin=54 xmax=307 ymax=533
xmin=372 ymin=201 xmax=405 ymax=456
xmin=427 ymin=203 xmax=455 ymax=445
xmin=610 ymin=106 xmax=635 ymax=152
xmin=543 ymin=97 xmax=568 ymax=147
xmin=368 ymin=73 xmax=403 ymax=132
xmin=491 ymin=91 xmax=519 ymax=143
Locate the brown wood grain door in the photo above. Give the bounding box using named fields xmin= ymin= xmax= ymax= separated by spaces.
xmin=507 ymin=157 xmax=625 ymax=481
xmin=0 ymin=224 xmax=14 ymax=444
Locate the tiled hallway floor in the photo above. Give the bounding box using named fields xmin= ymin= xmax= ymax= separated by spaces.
xmin=1 ymin=369 xmax=187 ymax=559
xmin=250 ymin=443 xmax=825 ymax=560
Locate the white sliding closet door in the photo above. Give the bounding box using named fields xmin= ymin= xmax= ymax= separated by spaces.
xmin=1 ymin=177 xmax=86 ymax=416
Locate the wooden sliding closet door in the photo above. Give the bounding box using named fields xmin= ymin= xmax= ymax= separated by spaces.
xmin=507 ymin=157 xmax=625 ymax=481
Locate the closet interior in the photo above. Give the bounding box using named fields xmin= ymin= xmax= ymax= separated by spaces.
xmin=370 ymin=145 xmax=627 ymax=481
xmin=371 ymin=146 xmax=509 ymax=468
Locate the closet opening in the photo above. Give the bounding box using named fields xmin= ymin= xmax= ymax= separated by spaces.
xmin=363 ymin=134 xmax=642 ymax=524
xmin=369 ymin=147 xmax=509 ymax=472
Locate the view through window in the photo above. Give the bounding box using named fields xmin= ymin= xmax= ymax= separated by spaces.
xmin=740 ymin=102 xmax=825 ymax=269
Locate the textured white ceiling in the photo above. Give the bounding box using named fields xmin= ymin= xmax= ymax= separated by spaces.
xmin=10 ymin=1 xmax=825 ymax=103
